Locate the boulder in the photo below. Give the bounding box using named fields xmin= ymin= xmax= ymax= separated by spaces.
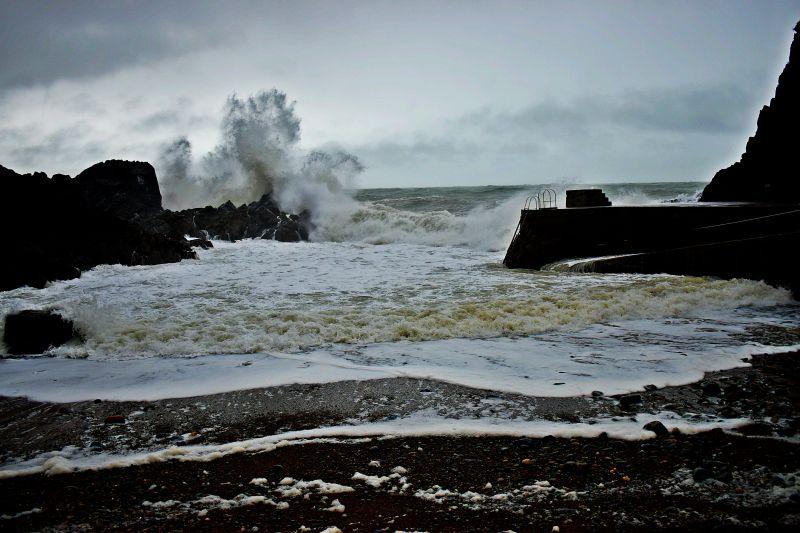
xmin=642 ymin=421 xmax=669 ymax=437
xmin=700 ymin=21 xmax=800 ymax=203
xmin=1 ymin=162 xmax=196 ymax=291
xmin=3 ymin=310 xmax=80 ymax=355
xmin=618 ymin=394 xmax=642 ymax=411
xmin=73 ymin=160 xmax=163 ymax=219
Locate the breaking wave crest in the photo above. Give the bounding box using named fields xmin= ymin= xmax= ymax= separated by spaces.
xmin=63 ymin=278 xmax=786 ymax=359
xmin=1 ymin=239 xmax=791 ymax=359
xmin=309 ymin=193 xmax=528 ymax=251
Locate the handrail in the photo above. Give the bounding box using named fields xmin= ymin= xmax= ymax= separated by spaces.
xmin=509 ymin=188 xmax=559 ymax=251
xmin=522 ymin=189 xmax=558 ymax=211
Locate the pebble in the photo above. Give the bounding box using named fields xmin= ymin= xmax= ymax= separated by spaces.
xmin=642 ymin=421 xmax=669 ymax=437
xmin=693 ymin=467 xmax=714 ymax=482
xmin=104 ymin=414 xmax=125 ymax=424
xmin=618 ymin=394 xmax=642 ymax=411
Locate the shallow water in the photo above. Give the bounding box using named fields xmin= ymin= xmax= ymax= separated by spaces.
xmin=1 ymin=182 xmax=798 ymax=401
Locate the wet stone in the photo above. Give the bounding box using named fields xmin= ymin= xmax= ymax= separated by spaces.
xmin=693 ymin=467 xmax=714 ymax=482
xmin=642 ymin=421 xmax=669 ymax=437
xmin=702 ymin=382 xmax=722 ymax=397
xmin=619 ymin=394 xmax=642 ymax=411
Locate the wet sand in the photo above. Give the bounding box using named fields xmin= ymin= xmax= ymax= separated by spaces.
xmin=1 ymin=351 xmax=798 ymax=531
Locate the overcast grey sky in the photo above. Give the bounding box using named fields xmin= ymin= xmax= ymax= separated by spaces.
xmin=1 ymin=0 xmax=798 ymax=187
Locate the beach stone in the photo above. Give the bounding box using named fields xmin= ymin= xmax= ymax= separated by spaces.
xmin=591 ymin=391 xmax=604 ymax=397
xmin=618 ymin=394 xmax=642 ymax=411
xmin=2 ymin=310 xmax=79 ymax=355
xmin=644 ymin=384 xmax=658 ymax=392
xmin=702 ymin=382 xmax=722 ymax=397
xmin=693 ymin=467 xmax=714 ymax=482
xmin=642 ymin=421 xmax=669 ymax=437
xmin=737 ymin=422 xmax=774 ymax=436
xmin=105 ymin=415 xmax=125 ymax=424
xmin=188 ymin=238 xmax=213 ymax=249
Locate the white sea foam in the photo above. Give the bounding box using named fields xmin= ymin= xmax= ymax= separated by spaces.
xmin=309 ymin=192 xmax=528 ymax=251
xmin=0 ymin=410 xmax=753 ymax=479
xmin=0 ymin=240 xmax=793 ymax=360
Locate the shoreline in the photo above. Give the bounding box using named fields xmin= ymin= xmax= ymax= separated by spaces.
xmin=1 ymin=351 xmax=798 ymax=530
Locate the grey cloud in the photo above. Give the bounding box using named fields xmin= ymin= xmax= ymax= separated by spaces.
xmin=5 ymin=124 xmax=104 ymax=171
xmin=132 ymin=110 xmax=183 ymax=131
xmin=353 ymin=83 xmax=761 ymax=183
xmin=456 ymin=84 xmax=757 ymax=137
xmin=0 ymin=2 xmax=228 ymax=91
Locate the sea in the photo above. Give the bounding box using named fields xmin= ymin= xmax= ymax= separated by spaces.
xmin=1 ymin=182 xmax=799 ymax=403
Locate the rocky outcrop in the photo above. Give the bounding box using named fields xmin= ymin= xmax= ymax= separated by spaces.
xmin=73 ymin=160 xmax=163 ymax=219
xmin=1 ymin=163 xmax=195 ymax=290
xmin=169 ymin=194 xmax=309 ymax=242
xmin=2 ymin=159 xmax=309 ymax=291
xmin=700 ymin=21 xmax=800 ymax=203
xmin=2 ymin=310 xmax=81 ymax=355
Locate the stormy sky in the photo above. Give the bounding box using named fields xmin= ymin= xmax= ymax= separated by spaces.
xmin=1 ymin=0 xmax=798 ymax=187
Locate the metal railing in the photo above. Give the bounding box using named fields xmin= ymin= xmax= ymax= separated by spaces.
xmin=523 ymin=188 xmax=557 ymax=210
xmin=508 ymin=188 xmax=559 ymax=253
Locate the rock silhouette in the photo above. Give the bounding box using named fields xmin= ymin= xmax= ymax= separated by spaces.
xmin=700 ymin=21 xmax=800 ymax=203
xmin=1 ymin=159 xmax=308 ymax=291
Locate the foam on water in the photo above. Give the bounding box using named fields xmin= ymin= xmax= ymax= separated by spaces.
xmin=0 ymin=240 xmax=793 ymax=359
xmin=1 ymin=182 xmax=797 ymax=408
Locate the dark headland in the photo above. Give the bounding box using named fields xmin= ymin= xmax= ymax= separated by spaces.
xmin=2 ymin=19 xmax=800 ymax=533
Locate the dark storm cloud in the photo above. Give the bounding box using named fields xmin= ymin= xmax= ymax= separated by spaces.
xmin=0 ymin=1 xmax=227 ymax=91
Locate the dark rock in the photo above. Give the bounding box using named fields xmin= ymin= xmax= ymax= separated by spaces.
xmin=3 ymin=310 xmax=80 ymax=355
xmin=591 ymin=390 xmax=604 ymax=397
xmin=1 ymin=162 xmax=195 ymax=291
xmin=736 ymin=422 xmax=774 ymax=436
xmin=73 ymin=160 xmax=163 ymax=219
xmin=642 ymin=421 xmax=669 ymax=437
xmin=1 ymin=158 xmax=309 ymax=292
xmin=692 ymin=467 xmax=714 ymax=482
xmin=701 ymin=382 xmax=722 ymax=397
xmin=172 ymin=193 xmax=308 ymax=243
xmin=618 ymin=394 xmax=642 ymax=411
xmin=105 ymin=415 xmax=125 ymax=424
xmin=700 ymin=21 xmax=800 ymax=203
xmin=643 ymin=384 xmax=658 ymax=392
xmin=513 ymin=438 xmax=534 ymax=447
xmin=718 ymin=407 xmax=741 ymax=418
xmin=188 ymin=238 xmax=213 ymax=249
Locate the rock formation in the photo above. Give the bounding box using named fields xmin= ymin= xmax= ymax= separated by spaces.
xmin=700 ymin=21 xmax=800 ymax=203
xmin=3 ymin=310 xmax=80 ymax=355
xmin=1 ymin=159 xmax=309 ymax=291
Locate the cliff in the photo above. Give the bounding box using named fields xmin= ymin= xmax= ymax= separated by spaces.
xmin=700 ymin=21 xmax=800 ymax=203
